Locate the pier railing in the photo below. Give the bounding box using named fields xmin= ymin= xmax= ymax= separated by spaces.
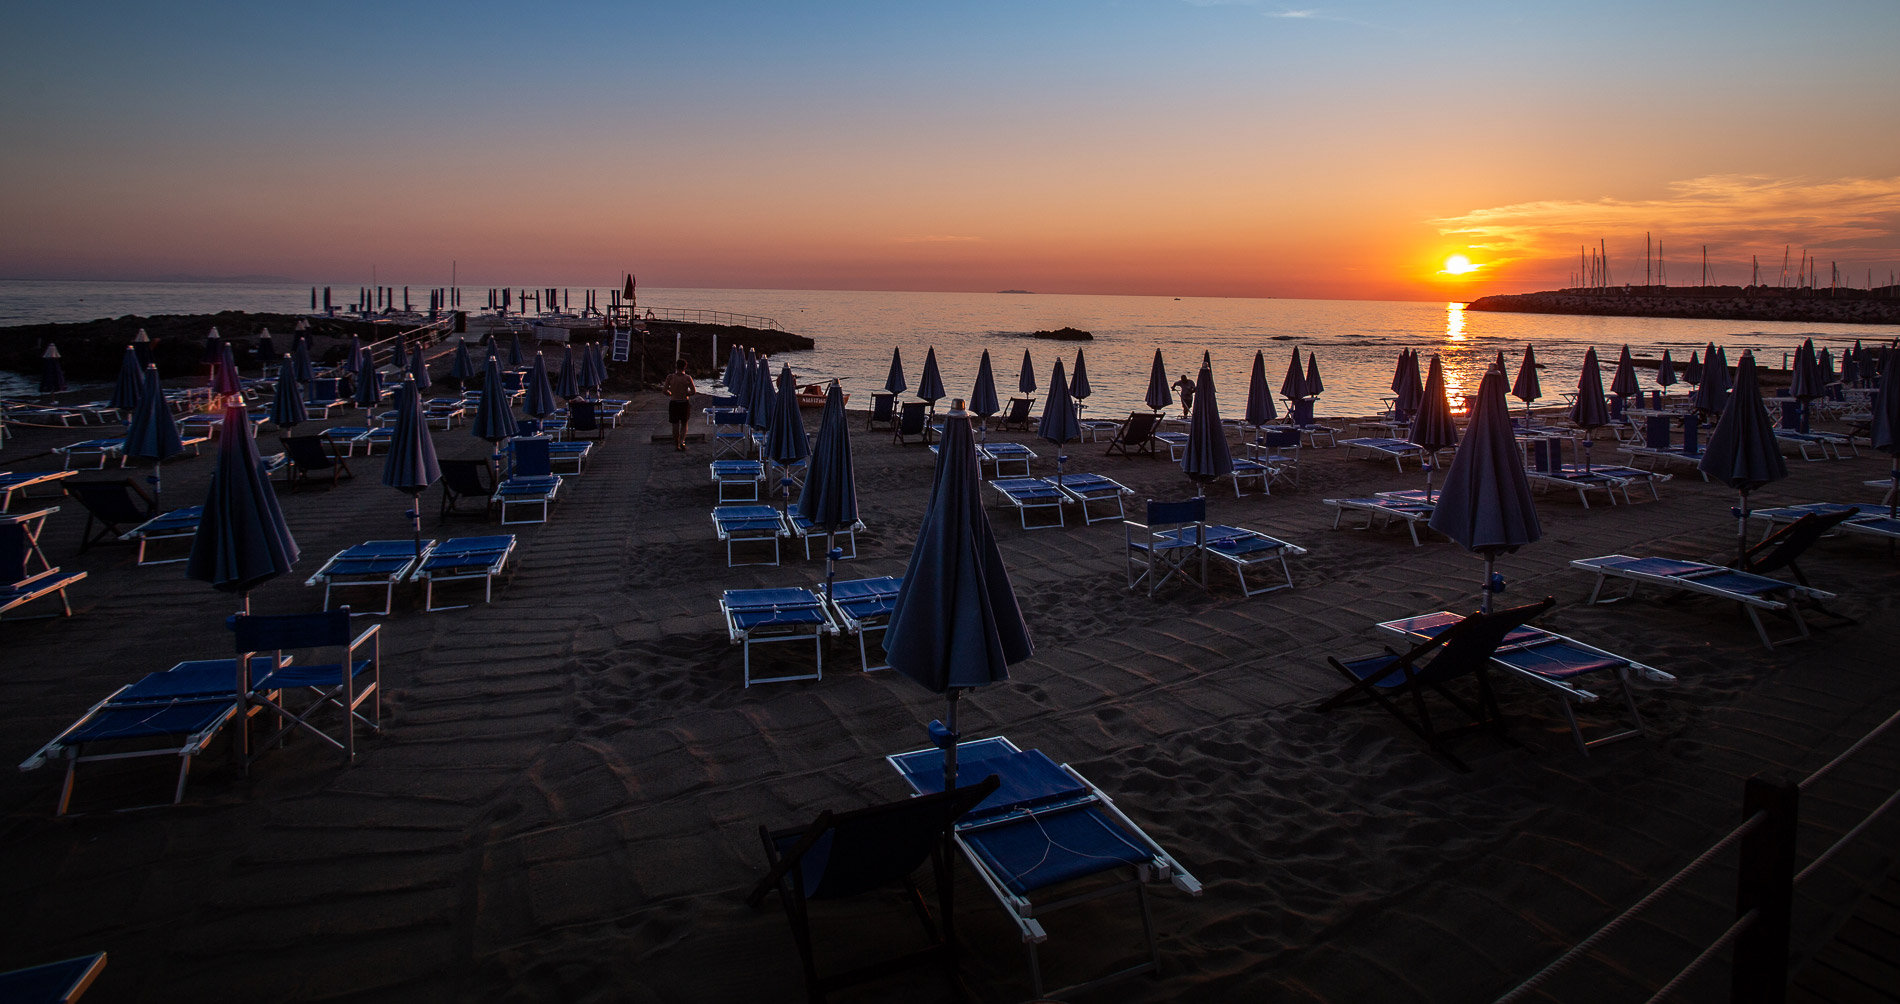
xmin=627 ymin=306 xmax=785 ymax=331
xmin=1492 ymin=706 xmax=1900 ymax=1003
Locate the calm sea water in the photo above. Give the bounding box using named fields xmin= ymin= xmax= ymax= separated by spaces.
xmin=6 ymin=279 xmax=1897 ymax=416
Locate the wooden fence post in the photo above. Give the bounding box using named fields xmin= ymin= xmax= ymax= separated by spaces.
xmin=1731 ymin=774 xmax=1799 ymax=1004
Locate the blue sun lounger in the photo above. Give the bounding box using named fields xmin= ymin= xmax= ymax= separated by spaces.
xmin=712 ymin=504 xmax=788 ymax=566
xmin=1323 ymin=495 xmax=1437 ymax=545
xmin=409 ymin=534 xmax=516 ymax=611
xmin=979 ymin=441 xmax=1038 ymax=477
xmin=988 ymin=477 xmax=1066 ymax=529
xmin=887 ymin=736 xmax=1202 ymax=1000
xmin=824 ymin=575 xmax=901 ymax=671
xmin=1052 ymin=472 xmax=1133 ymax=525
xmin=493 ymin=475 xmax=561 ymax=524
xmin=18 ymin=655 xmax=286 ymax=814
xmin=53 ymin=438 xmax=129 ymax=469
xmin=1153 ymin=431 xmax=1191 ymax=461
xmin=0 ymin=952 xmax=107 ymax=1003
xmin=1228 ymin=458 xmax=1274 ymax=497
xmin=1340 ymin=437 xmax=1424 ymax=472
xmin=1 ymin=470 xmax=77 ymax=511
xmin=1378 ymin=610 xmax=1674 ymax=755
xmin=1571 ymin=554 xmax=1837 ymax=649
xmin=305 ymin=539 xmax=435 ymax=614
xmin=1747 ymin=503 xmax=1900 ymax=545
xmin=711 ymin=459 xmax=766 ymax=502
xmin=720 ymin=586 xmax=837 ymax=686
xmin=120 ymin=506 xmax=203 ymax=565
xmin=1198 ymin=524 xmax=1308 ymax=596
xmin=786 ymin=510 xmax=866 ymax=559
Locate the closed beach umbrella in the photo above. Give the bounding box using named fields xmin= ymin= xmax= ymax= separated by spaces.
xmin=723 ymin=343 xmax=746 ymax=397
xmin=1305 ymin=352 xmax=1325 ymax=399
xmin=1683 ymin=350 xmax=1704 ymax=387
xmin=1569 ymin=347 xmax=1611 ymax=470
xmin=133 ymin=328 xmax=153 ymax=368
xmin=108 ymin=345 xmax=143 ymax=413
xmin=39 ymin=344 xmax=67 ymax=396
xmin=186 ymin=402 xmax=299 ymax=609
xmin=1391 ymin=349 xmax=1413 ymax=394
xmin=472 ymin=356 xmax=514 ymax=446
xmin=766 ymin=364 xmax=810 ymax=499
xmin=1512 ymin=344 xmax=1542 ymax=424
xmin=508 ymin=335 xmax=524 ymax=369
xmin=293 ymin=337 xmax=316 ymax=385
xmin=1869 ymin=346 xmax=1900 ymax=517
xmin=883 ymin=347 xmax=908 ymax=397
xmin=884 ymin=404 xmax=1033 ymax=791
xmin=555 ymin=344 xmax=580 ymax=400
xmin=748 ymin=356 xmax=777 ymax=431
xmin=214 ymin=342 xmax=244 ymax=398
xmin=1244 ymin=350 xmax=1277 ymax=427
xmin=918 ymin=347 xmax=946 ymax=408
xmin=1495 ymin=350 xmax=1508 ymax=376
xmin=1428 ymin=367 xmax=1542 ymax=612
xmin=969 ymin=350 xmax=1001 ymax=425
xmin=256 ymin=330 xmax=275 ymax=366
xmin=1788 ymin=339 xmax=1824 ymax=433
xmin=347 ymin=335 xmax=364 ymax=373
xmin=354 ymin=349 xmax=383 ymax=409
xmin=1609 ymin=345 xmax=1640 ymax=400
xmin=124 ymin=365 xmax=186 ymax=507
xmin=583 ymin=342 xmax=606 ymax=395
xmin=409 ymin=342 xmax=433 ymax=394
xmin=1699 ymin=352 xmax=1787 ymax=561
xmin=1395 ymin=349 xmax=1424 ymax=418
xmin=1017 ymin=349 xmax=1036 ymax=396
xmin=1037 ymin=360 xmax=1081 ymax=484
xmin=1817 ymin=347 xmax=1834 ymax=383
xmin=1410 ymin=354 xmax=1460 ymax=500
xmin=1279 ymin=347 xmax=1308 ymax=402
xmin=381 ymin=379 xmax=441 ymax=558
xmin=1690 ymin=346 xmax=1730 ymax=414
xmin=1181 ymin=361 xmax=1233 ymax=484
xmin=796 ymin=381 xmax=858 ymax=588
xmin=452 ymin=337 xmax=475 ymax=386
xmin=1657 ymin=350 xmax=1678 ymax=388
xmin=1145 ymin=349 xmax=1172 ymax=412
xmin=270 ymin=356 xmax=307 ymax=433
xmin=523 ymin=352 xmax=557 ymax=420
xmin=1071 ymin=350 xmax=1092 ymax=403
xmin=202 ymin=328 xmax=224 ymax=367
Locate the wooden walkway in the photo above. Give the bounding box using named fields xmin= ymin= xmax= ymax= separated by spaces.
xmin=1794 ymin=861 xmax=1900 ymax=1003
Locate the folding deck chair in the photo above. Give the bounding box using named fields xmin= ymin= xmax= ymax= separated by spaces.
xmin=1053 ymin=472 xmax=1133 ymax=525
xmin=281 ymin=434 xmax=353 ymax=489
xmin=998 ymin=396 xmax=1035 ymax=431
xmin=1317 ymin=598 xmax=1556 ymax=770
xmin=1571 ymin=553 xmax=1837 ymax=649
xmin=710 ymin=460 xmax=766 ymax=502
xmin=0 ymin=952 xmax=107 ymax=1003
xmin=120 ymin=506 xmax=203 ymax=565
xmin=1246 ymin=428 xmax=1303 ymax=487
xmin=1125 ymin=497 xmax=1208 ymax=595
xmin=1616 ymin=414 xmax=1708 ymax=479
xmin=409 ymin=535 xmax=516 ymax=611
xmin=720 ymin=586 xmax=837 ymax=685
xmin=304 ymin=378 xmax=350 ymax=418
xmin=565 ymin=398 xmax=603 ymax=440
xmin=892 ymin=401 xmax=929 ymax=445
xmin=1105 ymin=413 xmax=1161 ymax=458
xmin=712 ymin=409 xmax=752 ymax=458
xmin=3 ymin=507 xmax=57 ymax=576
xmin=978 ymin=441 xmax=1038 ymax=477
xmin=1322 ymin=495 xmax=1437 ymax=546
xmin=2 ymin=522 xmax=86 ymax=621
xmin=712 ymin=504 xmax=788 ymax=566
xmin=61 ymin=479 xmax=153 ymax=553
xmin=305 ymin=540 xmax=435 ymax=614
xmin=1376 ymin=609 xmax=1674 ymax=756
xmin=17 ymin=655 xmax=285 ymax=813
xmin=887 ymin=736 xmax=1203 ymax=1000
xmin=438 ymin=458 xmax=495 ymax=518
xmin=824 ymin=575 xmax=901 ymax=671
xmin=749 ymin=776 xmax=1002 ymax=1004
xmin=1340 ymin=437 xmax=1425 ymax=472
xmin=988 ymin=477 xmax=1067 ymax=530
xmin=232 ymin=609 xmax=381 ymax=763
xmin=1 ymin=470 xmax=77 ymax=511
xmin=867 ymin=391 xmax=896 ymax=430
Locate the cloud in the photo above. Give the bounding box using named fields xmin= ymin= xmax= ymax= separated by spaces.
xmin=1262 ymin=7 xmax=1393 ymax=28
xmin=1433 ymin=174 xmax=1900 ymax=273
xmin=892 ymin=234 xmax=982 ymax=244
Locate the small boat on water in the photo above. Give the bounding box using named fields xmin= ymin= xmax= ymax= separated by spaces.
xmin=795 ymin=383 xmax=848 ymax=408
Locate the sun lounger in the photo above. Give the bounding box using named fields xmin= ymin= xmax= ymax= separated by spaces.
xmin=1323 ymin=496 xmax=1437 ymax=546
xmin=0 ymin=952 xmax=107 ymax=1003
xmin=304 ymin=378 xmax=350 ymax=418
xmin=988 ymin=477 xmax=1067 ymax=529
xmin=327 ymin=426 xmax=391 ymax=456
xmin=1078 ymin=417 xmax=1121 ymax=442
xmin=18 ymin=655 xmax=286 ymax=813
xmin=1377 ymin=609 xmax=1673 ymax=755
xmin=823 ymin=575 xmax=901 ymax=671
xmin=1773 ymin=427 xmax=1856 ymax=461
xmin=786 ymin=511 xmax=865 ymax=559
xmin=305 ymin=539 xmax=434 ymax=614
xmin=543 ymin=439 xmax=592 ymax=475
xmin=887 ymin=735 xmax=1202 ymax=1000
xmin=712 ymin=504 xmax=788 ymax=566
xmin=53 ymin=438 xmax=128 ymax=470
xmin=1 ymin=470 xmax=77 ymax=511
xmin=1340 ymin=437 xmax=1424 ymax=472
xmin=720 ymin=586 xmax=837 ymax=685
xmin=1869 ymin=480 xmax=1897 ymax=506
xmin=979 ymin=441 xmax=1038 ymax=477
xmin=1571 ymin=554 xmax=1836 ymax=649
xmin=1052 ymin=472 xmax=1133 ymax=524
xmin=710 ymin=459 xmax=766 ymax=502
xmin=1198 ymin=524 xmax=1308 ymax=596
xmin=493 ymin=474 xmax=561 ymax=525
xmin=2 ymin=522 xmax=85 ymax=621
xmin=120 ymin=505 xmax=203 ymax=565
xmin=424 ymin=402 xmax=465 ymax=430
xmin=3 ymin=507 xmax=57 ymax=576
xmin=409 ymin=534 xmax=516 ymax=611
xmin=1153 ymin=431 xmax=1191 ymax=461
xmin=1228 ymin=458 xmax=1274 ymax=496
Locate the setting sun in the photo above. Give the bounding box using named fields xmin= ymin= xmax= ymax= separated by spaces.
xmin=1440 ymin=254 xmax=1481 ymax=275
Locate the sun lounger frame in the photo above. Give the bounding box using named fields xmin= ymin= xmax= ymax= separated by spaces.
xmin=493 ymin=475 xmax=561 ymax=524
xmin=119 ymin=506 xmax=203 ymax=565
xmin=1340 ymin=437 xmax=1425 ymax=472
xmin=1197 ymin=524 xmax=1308 ymax=596
xmin=1571 ymin=553 xmax=1837 ymax=649
xmin=1053 ymin=472 xmax=1133 ymax=525
xmin=409 ymin=534 xmax=517 ymax=611
xmin=712 ymin=505 xmax=788 ymax=567
xmin=720 ymin=586 xmax=837 ymax=685
xmin=0 ymin=470 xmax=77 ymax=511
xmin=1323 ymin=496 xmax=1436 ymax=546
xmin=710 ymin=460 xmax=765 ymax=502
xmin=988 ymin=477 xmax=1066 ymax=529
xmin=823 ymin=575 xmax=901 ymax=671
xmin=979 ymin=441 xmax=1039 ymax=477
xmin=786 ymin=513 xmax=865 ymax=559
xmin=304 ymin=540 xmax=435 ymax=614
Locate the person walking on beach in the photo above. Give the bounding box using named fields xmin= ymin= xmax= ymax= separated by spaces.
xmin=1172 ymin=372 xmax=1196 ymax=419
xmin=661 ymin=359 xmax=697 ymax=451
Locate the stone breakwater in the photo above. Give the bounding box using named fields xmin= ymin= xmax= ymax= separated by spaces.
xmin=1467 ymin=288 xmax=1900 ymax=325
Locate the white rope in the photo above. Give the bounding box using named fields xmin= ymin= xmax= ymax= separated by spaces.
xmin=1643 ymin=909 xmax=1758 ymax=1004
xmin=1795 ymin=785 xmax=1900 ymax=886
xmin=1801 ymin=705 xmax=1900 ymax=791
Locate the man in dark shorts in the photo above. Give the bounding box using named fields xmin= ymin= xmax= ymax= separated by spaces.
xmin=1171 ymin=372 xmax=1196 ymax=419
xmin=661 ymin=359 xmax=697 ymax=451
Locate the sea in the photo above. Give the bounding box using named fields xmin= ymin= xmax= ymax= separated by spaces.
xmin=6 ymin=279 xmax=1897 ymax=417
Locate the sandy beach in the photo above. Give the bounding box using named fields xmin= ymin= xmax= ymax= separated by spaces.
xmin=2 ymin=392 xmax=1897 ymax=1003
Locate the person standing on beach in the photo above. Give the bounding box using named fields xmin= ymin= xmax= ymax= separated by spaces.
xmin=1172 ymin=373 xmax=1196 ymax=419
xmin=661 ymin=359 xmax=697 ymax=451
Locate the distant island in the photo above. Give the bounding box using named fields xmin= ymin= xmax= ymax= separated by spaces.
xmin=1467 ymin=284 xmax=1900 ymax=325
xmin=1030 ymin=326 xmax=1092 ymax=341
xmin=996 ymin=289 xmax=1034 ymax=294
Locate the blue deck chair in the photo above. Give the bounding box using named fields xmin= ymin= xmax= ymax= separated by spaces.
xmin=712 ymin=409 xmax=752 ymax=459
xmin=304 ymin=539 xmax=435 ymax=614
xmin=892 ymin=401 xmax=928 ymax=445
xmin=1053 ymin=472 xmax=1133 ymax=525
xmin=1125 ymin=497 xmax=1207 ymax=595
xmin=304 ymin=377 xmax=349 ymax=418
xmin=1318 ymin=597 xmax=1556 ymax=770
xmin=987 ymin=477 xmax=1066 ymax=529
xmin=232 ymin=608 xmax=381 ymax=764
xmin=1 ymin=522 xmax=86 ymax=620
xmin=748 ymin=775 xmax=1002 ymax=1004
xmin=120 ymin=505 xmax=203 ymax=565
xmin=710 ymin=459 xmax=766 ymax=502
xmin=824 ymin=575 xmax=901 ymax=671
xmin=998 ymin=396 xmax=1034 ymax=431
xmin=0 ymin=952 xmax=106 ymax=1003
xmin=1 ymin=470 xmax=77 ymax=511
xmin=1247 ymin=427 xmax=1302 ymax=487
xmin=508 ymin=436 xmax=554 ymax=478
xmin=437 ymin=458 xmax=494 ymax=519
xmin=867 ymin=391 xmax=896 ymax=430
xmin=887 ymin=737 xmax=1203 ymax=1000
xmin=719 ymin=586 xmax=836 ymax=685
xmin=17 ymin=656 xmax=285 ymax=814
xmin=409 ymin=534 xmax=516 ymax=611
xmin=711 ymin=504 xmax=787 ymax=566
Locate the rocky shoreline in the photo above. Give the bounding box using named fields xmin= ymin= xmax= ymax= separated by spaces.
xmin=1467 ymin=286 xmax=1900 ymax=326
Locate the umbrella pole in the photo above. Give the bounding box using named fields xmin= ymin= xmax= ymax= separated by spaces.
xmin=1890 ymin=468 xmax=1897 ymax=521
xmin=1737 ymin=489 xmax=1751 ymax=564
xmin=1482 ymin=554 xmax=1496 ymax=614
xmin=823 ymin=532 xmax=835 ymax=599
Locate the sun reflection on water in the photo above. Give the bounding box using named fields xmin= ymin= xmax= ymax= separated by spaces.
xmin=1444 ymin=301 xmax=1466 ymax=341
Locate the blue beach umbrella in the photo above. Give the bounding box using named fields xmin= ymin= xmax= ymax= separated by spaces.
xmin=1869 ymin=344 xmax=1900 ymax=517
xmin=1788 ymin=339 xmax=1823 ymax=432
xmin=1656 ymin=350 xmax=1678 ymax=389
xmin=523 ymin=352 xmax=557 ymax=419
xmin=1410 ymin=354 xmax=1460 ymax=500
xmin=1037 ymin=359 xmax=1081 ymax=484
xmin=765 ymin=364 xmax=810 ymax=499
xmin=354 ymin=348 xmax=383 ymax=409
xmin=381 ymin=378 xmax=442 ymax=557
xmin=918 ymin=347 xmax=946 ymax=409
xmin=1692 ymin=344 xmax=1731 ymax=415
xmin=347 ymin=335 xmax=364 ymax=373
xmin=555 ymin=344 xmax=581 ymax=400
xmin=508 ymin=335 xmax=525 ymax=369
xmin=409 ymin=342 xmax=433 ymax=394
xmin=883 ymin=347 xmax=908 ymax=397
xmin=452 ymin=337 xmax=475 ymax=387
xmin=1683 ymin=350 xmax=1705 ymax=387
xmin=39 ymin=345 xmax=67 ymax=396
xmin=1700 ymin=352 xmax=1787 ymax=561
xmin=1428 ymin=367 xmax=1542 ymax=613
xmin=590 ymin=342 xmax=610 ymax=392
xmin=255 ymin=330 xmax=275 ymax=369
xmin=1071 ymin=350 xmax=1092 ymax=404
xmin=1569 ymin=347 xmax=1611 ymax=470
xmin=214 ymin=342 xmax=243 ymax=398
xmin=108 ymin=345 xmax=143 ymax=413
xmin=202 ymin=328 xmax=224 ymax=368
xmin=1279 ymin=347 xmax=1308 ymax=403
xmin=969 ymin=350 xmax=1001 ymax=428
xmin=1512 ymin=345 xmax=1541 ymax=424
xmin=723 ymin=343 xmax=746 ymax=396
xmin=270 ymin=356 xmax=308 ymax=433
xmin=1305 ymin=352 xmax=1325 ymax=399
xmin=292 ymin=337 xmax=316 ymax=385
xmin=1181 ymin=361 xmax=1233 ymax=485
xmin=124 ymin=365 xmax=186 ymax=508
xmin=473 ymin=356 xmax=514 ymax=446
xmin=485 ymin=338 xmax=500 ymax=366
xmin=884 ymin=404 xmax=1033 ymax=791
xmin=1395 ymin=349 xmax=1425 ymax=418
xmin=748 ymin=356 xmax=776 ymax=431
xmin=186 ymin=402 xmax=299 ymax=609
xmin=1144 ymin=349 xmax=1172 ymax=413
xmin=1609 ymin=345 xmax=1640 ymax=400
xmin=1244 ymin=350 xmax=1277 ymax=427
xmin=796 ymin=381 xmax=858 ymax=590
xmin=132 ymin=328 xmax=152 ymax=369
xmin=1017 ymin=350 xmax=1036 ymax=396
